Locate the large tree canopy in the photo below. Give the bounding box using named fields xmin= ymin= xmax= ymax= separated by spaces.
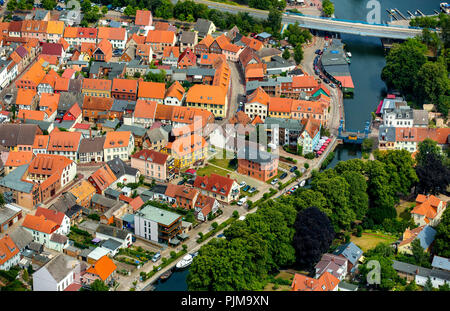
xmin=292 ymin=206 xmax=335 ymax=269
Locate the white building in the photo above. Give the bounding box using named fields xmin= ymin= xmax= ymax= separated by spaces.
xmin=103 ymin=131 xmax=135 ymax=162
xmin=32 ymin=254 xmax=82 ymax=291
xmin=95 ymin=224 xmax=133 ymax=249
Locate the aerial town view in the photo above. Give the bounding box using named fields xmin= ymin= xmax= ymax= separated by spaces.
xmin=0 ymin=0 xmax=449 ymax=300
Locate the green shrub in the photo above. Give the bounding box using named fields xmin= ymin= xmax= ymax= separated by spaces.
xmin=304 ymin=153 xmax=315 ymax=160
xmin=304 ymin=163 xmax=309 ymax=169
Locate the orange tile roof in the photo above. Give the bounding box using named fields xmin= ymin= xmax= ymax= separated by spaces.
xmin=69 ymin=180 xmax=96 ymax=202
xmin=245 ymin=63 xmax=265 ymax=79
xmin=291 ymin=272 xmax=340 ymax=291
xmin=395 ymin=127 xmax=450 ymax=144
xmin=28 ymin=154 xmax=73 ymax=176
xmin=103 ymin=131 xmax=132 ymax=149
xmin=33 ymin=135 xmax=50 ymax=150
xmin=86 ymin=255 xmax=117 ymax=281
xmin=268 ymin=97 xmax=293 ymax=113
xmin=198 ymin=53 xmax=226 ymax=66
xmin=240 ymin=36 xmax=263 ymax=51
xmin=145 ymin=30 xmax=175 ymax=44
xmin=5 ymin=151 xmax=34 ymax=167
xmin=64 ymin=27 xmax=97 ymax=39
xmin=80 ymin=42 xmax=96 ymax=57
xmin=248 ymin=87 xmax=269 ymax=106
xmin=165 ymin=81 xmax=185 ymax=101
xmin=54 ymin=76 xmax=70 ymax=91
xmin=39 ymin=54 xmax=59 ymax=65
xmin=35 ymin=206 xmax=66 ymax=226
xmin=214 ymin=34 xmax=242 ymax=53
xmin=83 ymin=96 xmax=114 ymax=111
xmin=83 ymin=78 xmax=112 ymax=91
xmin=416 ymin=194 xmax=427 ymax=204
xmin=95 ymin=39 xmax=112 ymax=60
xmin=335 ymin=76 xmax=354 ymax=89
xmin=19 ymin=61 xmax=46 ymax=86
xmin=138 ymin=81 xmax=165 ymax=99
xmin=186 ymin=84 xmax=226 ymax=106
xmin=89 ymin=165 xmax=117 ymax=191
xmin=40 ymin=69 xmax=59 ymax=88
xmin=212 ymin=58 xmax=230 ymax=91
xmin=129 ymin=196 xmax=145 ymax=212
xmin=39 ymin=93 xmax=60 ymax=115
xmin=197 ymin=34 xmax=214 ymax=48
xmin=291 ymin=99 xmax=328 ymax=115
xmin=411 ymin=194 xmax=445 ymax=221
xmin=58 ymin=38 xmax=69 ymax=51
xmin=127 ymin=33 xmax=146 ymax=45
xmin=16 ymin=88 xmax=36 ymax=106
xmin=134 ymin=100 xmax=158 ymax=119
xmin=162 ymin=45 xmax=180 ymax=58
xmin=193 ymin=173 xmax=237 ymax=197
xmin=47 ymin=131 xmax=82 ymax=152
xmin=399 ymin=226 xmax=425 ymax=247
xmin=292 ymin=75 xmax=320 ymax=89
xmin=0 ymin=236 xmax=20 ymax=266
xmin=47 ymin=21 xmax=64 ymax=35
xmin=112 ymin=78 xmax=138 ymax=94
xmin=98 ymin=27 xmax=126 ymax=41
xmin=170 ymin=134 xmax=207 ymax=157
xmin=22 ymin=214 xmax=59 ymax=234
xmin=302 ymin=118 xmax=322 ymax=138
xmin=18 ymin=109 xmax=46 ymax=121
xmin=135 ymin=10 xmax=152 ymax=27
xmin=229 ymin=111 xmax=251 ymax=125
xmin=21 ymin=20 xmax=47 ymax=34
xmin=251 ymin=115 xmax=263 ymax=125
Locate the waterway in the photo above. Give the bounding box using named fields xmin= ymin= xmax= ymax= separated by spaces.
xmin=152 ymin=0 xmax=441 ymax=291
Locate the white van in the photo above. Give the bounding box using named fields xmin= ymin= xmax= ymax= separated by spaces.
xmin=237 ymin=197 xmax=247 ymax=206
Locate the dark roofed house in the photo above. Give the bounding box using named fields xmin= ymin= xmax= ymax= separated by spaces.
xmin=9 ymin=227 xmax=34 ymax=252
xmin=393 ymin=260 xmax=450 ymax=288
xmin=99 ymin=238 xmax=122 ymax=256
xmin=432 ymin=255 xmax=450 ymax=272
xmin=0 ymin=124 xmax=42 ymax=150
xmin=106 ymin=158 xmax=139 ymax=183
xmin=95 ymin=224 xmax=132 ymax=248
xmin=333 ymin=242 xmax=363 ymax=273
xmin=194 ymin=19 xmax=216 ymax=38
xmin=78 ymin=136 xmax=106 ymax=163
xmin=315 ymin=253 xmax=348 ymax=280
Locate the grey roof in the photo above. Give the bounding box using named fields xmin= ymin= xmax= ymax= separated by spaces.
xmin=109 ymin=21 xmax=121 ymax=28
xmin=339 ymin=282 xmax=358 ymax=291
xmin=333 ymin=242 xmax=363 ymax=265
xmin=80 ymin=247 xmax=94 ymax=258
xmin=23 ymin=119 xmax=53 ymax=131
xmin=265 ymin=118 xmax=304 ymax=131
xmin=415 ymin=225 xmax=436 ymax=250
xmin=257 ymin=47 xmax=282 ymax=59
xmin=0 ymin=164 xmax=34 ymax=193
xmin=118 ymin=124 xmax=146 ymax=137
xmin=413 ymin=110 xmax=429 ymax=126
xmin=104 ymin=188 xmax=121 ymax=200
xmin=194 ymin=18 xmax=214 ymax=36
xmin=50 ymin=233 xmax=68 ymax=244
xmin=0 ymin=124 xmax=39 ymax=148
xmin=8 ymin=227 xmax=33 ymax=250
xmin=137 ymin=205 xmax=181 ymax=226
xmin=78 ymin=136 xmax=106 ymax=154
xmin=315 ymin=253 xmax=348 ymax=279
xmin=187 ymin=67 xmax=216 ymax=77
xmin=321 ymin=39 xmax=347 ymax=67
xmin=57 ymin=93 xmax=83 ymax=114
xmin=378 ymin=126 xmax=396 ymax=142
xmin=266 ymin=56 xmax=295 ymax=70
xmin=28 ymin=242 xmax=44 ymax=252
xmin=92 ymin=194 xmax=121 ymax=209
xmin=102 ymin=119 xmax=120 ymax=129
xmin=107 ymin=158 xmax=139 ymax=179
xmin=432 ymin=255 xmax=450 ymax=271
xmin=68 ymin=78 xmax=83 ymax=93
xmin=146 ymin=127 xmax=168 ymax=144
xmin=96 ymin=224 xmax=130 ymax=240
xmin=322 ymin=64 xmax=351 ymax=77
xmin=393 ymin=260 xmax=450 ymax=281
xmin=56 ymin=120 xmax=75 ymax=130
xmin=38 ymin=254 xmax=77 ymax=283
xmin=112 ymin=100 xmax=134 ymax=112
xmin=237 ymin=146 xmax=277 ymax=163
xmin=90 ymin=62 xmax=126 ymax=79
xmin=171 ymin=72 xmax=187 ymax=81
xmin=149 ymin=184 xmax=168 ymax=195
xmin=256 ymin=32 xmax=272 ymax=39
xmin=0 ymin=204 xmax=21 ymax=225
xmin=245 ymin=79 xmax=278 ymax=94
xmin=49 ymin=192 xmax=77 ymax=214
xmin=179 ymin=31 xmax=197 ymax=44
xmin=100 ymin=238 xmax=122 ymax=251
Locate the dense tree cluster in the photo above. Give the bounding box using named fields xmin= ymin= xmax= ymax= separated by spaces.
xmin=187 ymin=200 xmax=296 ymax=290
xmin=382 ymin=14 xmax=450 ymax=116
xmin=322 ymin=0 xmax=334 ymax=17
xmin=433 ymin=207 xmax=450 ymax=258
xmin=292 ymin=206 xmax=335 ymax=269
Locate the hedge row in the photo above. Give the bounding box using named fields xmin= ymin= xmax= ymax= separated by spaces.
xmin=196 ymin=217 xmax=237 ymax=243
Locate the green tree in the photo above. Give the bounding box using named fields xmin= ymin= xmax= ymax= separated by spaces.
xmin=416 ymin=138 xmax=443 ymax=166
xmin=124 ymin=5 xmax=137 ymax=16
xmin=433 ymin=207 xmax=450 ymax=257
xmin=7 ymin=0 xmax=17 ymax=11
xmin=411 ymin=239 xmax=429 ymax=266
xmin=0 ymin=192 xmax=5 ymax=207
xmin=381 ymin=39 xmax=427 ymax=95
xmin=155 ymin=0 xmax=174 ymax=19
xmin=293 ymin=44 xmax=303 ymax=64
xmin=322 ymin=0 xmax=335 ymax=17
xmin=415 ymin=61 xmax=449 ymax=104
xmin=282 ymin=49 xmax=291 ymax=60
xmin=90 ymin=279 xmax=109 ymax=291
xmin=341 ymin=171 xmax=369 ymax=220
xmin=423 ymin=277 xmax=434 ymax=291
xmin=267 ymin=8 xmax=282 ymax=34
xmin=102 ymin=6 xmax=108 ymax=15
xmin=41 ymin=0 xmax=56 ymax=10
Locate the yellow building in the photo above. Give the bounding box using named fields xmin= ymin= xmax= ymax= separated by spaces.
xmin=161 ymin=134 xmax=208 ymax=169
xmin=185 ymin=84 xmax=227 ymax=119
xmin=46 ymin=21 xmax=65 ymax=43
xmin=82 ymin=78 xmax=112 ymax=98
xmin=69 ymin=180 xmax=97 ymax=208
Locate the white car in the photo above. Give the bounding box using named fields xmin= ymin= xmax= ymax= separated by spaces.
xmin=270 ymin=178 xmax=279 ymax=185
xmin=237 ymin=197 xmax=247 ymax=206
xmin=239 ymin=181 xmax=246 ymax=188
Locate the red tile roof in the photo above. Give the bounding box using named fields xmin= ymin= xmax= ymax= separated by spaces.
xmin=131 ymin=149 xmax=168 ymax=165
xmin=193 ymin=173 xmax=237 ymax=197
xmin=86 ymin=255 xmax=116 ymax=281
xmin=0 ymin=235 xmax=19 ymax=266
xmin=291 ymin=272 xmax=340 ymax=291
xmin=22 ymin=214 xmax=59 ymax=234
xmin=35 ymin=206 xmax=66 ymax=226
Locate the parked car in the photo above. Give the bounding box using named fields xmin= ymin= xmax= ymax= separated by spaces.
xmin=177 ymin=179 xmax=186 ymax=185
xmin=239 ymin=181 xmax=246 ymax=188
xmin=242 ymin=185 xmax=250 ymax=192
xmin=319 ymin=74 xmax=324 ymax=79
xmin=323 ymin=78 xmax=330 ymax=84
xmin=280 ymin=172 xmax=288 ymax=179
xmin=237 ymin=196 xmax=247 ymax=206
xmin=152 ymin=252 xmax=161 ymax=262
xmin=270 ymin=178 xmax=279 ymax=185
xmin=290 ymin=166 xmax=297 ymax=172
xmin=217 ymin=234 xmax=225 ymax=238
xmin=315 ymin=49 xmax=321 ymax=54
xmin=248 ymin=187 xmax=256 ymax=194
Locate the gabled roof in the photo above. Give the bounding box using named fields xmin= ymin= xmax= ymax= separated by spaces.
xmin=411 ymin=194 xmax=444 ymax=221
xmin=131 ymin=149 xmax=168 ymax=165
xmin=0 ymin=124 xmax=40 ymax=148
xmin=135 ymin=10 xmax=153 ymax=27
xmin=0 ymin=235 xmax=19 ymax=266
xmin=197 ymin=34 xmax=215 ymax=48
xmin=169 ymin=134 xmax=207 ymax=157
xmin=89 ymin=165 xmax=117 ymax=192
xmin=162 ymin=45 xmax=180 ymax=58
xmin=399 ymin=225 xmax=437 ymax=250
xmin=134 ymin=100 xmax=158 ymax=119
xmin=41 ymin=43 xmax=63 ymax=57
xmin=164 ymin=81 xmax=185 ymax=101
xmin=96 ymin=224 xmax=130 ymax=240
xmin=112 ymin=78 xmax=138 ymax=94
xmin=103 ymin=131 xmax=132 ymax=149
xmin=86 ymin=255 xmax=116 ymax=281
xmin=291 ymin=272 xmax=340 ymax=291
xmin=22 ymin=214 xmax=59 ymax=234
xmin=82 ymin=96 xmax=114 ymax=111
xmin=47 ymin=131 xmax=81 ymax=152
xmin=301 ymin=118 xmax=322 ymax=139
xmin=16 ymin=88 xmax=36 ymax=106
xmin=333 ymin=242 xmax=363 ymax=265
xmin=5 ymin=151 xmax=34 ymax=168
xmin=193 ymin=173 xmax=237 ymax=197
xmin=106 ymin=157 xmax=138 ymax=179
xmin=28 ymin=154 xmax=73 ymax=177
xmin=36 ymin=254 xmax=77 ymax=283
xmin=145 ymin=30 xmax=175 ymax=44
xmin=98 ymin=27 xmax=126 ymax=41
xmin=186 ymin=84 xmax=226 ymax=106
xmin=138 ymin=81 xmax=165 ymax=99
xmin=432 ymin=255 xmax=450 ymax=271
xmin=248 ymin=87 xmax=269 ymax=106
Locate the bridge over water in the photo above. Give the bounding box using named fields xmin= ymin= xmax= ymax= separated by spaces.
xmin=180 ymin=0 xmax=432 ymax=40
xmin=338 ymin=120 xmax=371 ymax=144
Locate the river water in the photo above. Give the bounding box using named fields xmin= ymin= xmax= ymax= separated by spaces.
xmin=152 ymin=0 xmax=441 ymax=291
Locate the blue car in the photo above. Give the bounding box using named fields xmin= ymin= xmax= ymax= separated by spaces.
xmin=242 ymin=185 xmax=250 ymax=192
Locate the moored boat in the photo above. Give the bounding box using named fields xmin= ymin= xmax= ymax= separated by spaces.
xmin=176 ymin=254 xmax=193 ymax=269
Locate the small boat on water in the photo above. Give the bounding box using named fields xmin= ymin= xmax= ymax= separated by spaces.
xmin=159 ymin=270 xmax=172 ymax=281
xmin=346 ymin=57 xmax=351 ymax=64
xmin=346 ymin=52 xmax=352 ymax=58
xmin=176 ymin=254 xmax=193 ymax=269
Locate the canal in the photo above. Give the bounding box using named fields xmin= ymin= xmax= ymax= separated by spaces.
xmin=152 ymin=0 xmax=441 ymax=291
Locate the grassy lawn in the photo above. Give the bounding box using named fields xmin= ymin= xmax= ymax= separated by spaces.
xmin=351 ymin=232 xmax=397 ymax=252
xmin=208 ymin=156 xmax=237 ymax=171
xmin=396 ymin=200 xmax=415 ymax=221
xmin=263 ymin=271 xmax=295 ymax=291
xmin=278 ymin=162 xmax=291 ymax=171
xmin=240 ymin=188 xmax=259 ymax=197
xmin=196 ymin=165 xmax=230 ymax=177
